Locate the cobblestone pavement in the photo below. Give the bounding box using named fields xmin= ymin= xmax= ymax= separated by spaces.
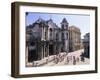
xmin=26 ymin=49 xmax=90 ymax=67
xmin=45 ymin=49 xmax=90 ymax=66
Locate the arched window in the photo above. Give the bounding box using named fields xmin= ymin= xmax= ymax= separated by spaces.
xmin=49 ymin=28 xmax=53 ymax=40
xmin=49 ymin=28 xmax=52 ymax=32
xmin=62 ymin=32 xmax=64 ymax=40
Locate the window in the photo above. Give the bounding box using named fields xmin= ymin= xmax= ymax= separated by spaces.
xmin=49 ymin=28 xmax=53 ymax=40
xmin=62 ymin=32 xmax=64 ymax=40
xmin=66 ymin=33 xmax=68 ymax=39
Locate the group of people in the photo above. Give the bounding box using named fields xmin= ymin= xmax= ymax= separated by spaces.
xmin=65 ymin=55 xmax=80 ymax=65
xmin=53 ymin=53 xmax=66 ymax=64
xmin=33 ymin=52 xmax=85 ymax=66
xmin=53 ymin=52 xmax=85 ymax=65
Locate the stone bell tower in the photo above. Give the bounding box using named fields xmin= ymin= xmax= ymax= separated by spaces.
xmin=61 ymin=18 xmax=69 ymax=53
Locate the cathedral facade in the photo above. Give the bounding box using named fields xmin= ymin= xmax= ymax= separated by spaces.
xmin=26 ymin=18 xmax=69 ymax=62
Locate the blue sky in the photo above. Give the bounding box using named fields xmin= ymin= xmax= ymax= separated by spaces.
xmin=26 ymin=12 xmax=90 ymax=39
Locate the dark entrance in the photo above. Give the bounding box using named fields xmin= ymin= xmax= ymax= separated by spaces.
xmin=49 ymin=45 xmax=54 ymax=55
xmin=28 ymin=49 xmax=38 ymax=62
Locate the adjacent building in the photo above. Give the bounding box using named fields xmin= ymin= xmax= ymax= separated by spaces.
xmin=83 ymin=33 xmax=90 ymax=58
xmin=80 ymin=39 xmax=84 ymax=49
xmin=69 ymin=25 xmax=81 ymax=52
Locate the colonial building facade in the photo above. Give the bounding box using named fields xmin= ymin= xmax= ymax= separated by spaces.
xmin=26 ymin=18 xmax=69 ymax=62
xmin=69 ymin=26 xmax=81 ymax=52
xmin=83 ymin=33 xmax=90 ymax=58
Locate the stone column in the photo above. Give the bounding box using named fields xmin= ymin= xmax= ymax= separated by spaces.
xmin=41 ymin=44 xmax=43 ymax=59
xmin=43 ymin=44 xmax=45 ymax=58
xmin=41 ymin=27 xmax=44 ymax=41
xmin=47 ymin=44 xmax=49 ymax=57
xmin=43 ymin=28 xmax=45 ymax=41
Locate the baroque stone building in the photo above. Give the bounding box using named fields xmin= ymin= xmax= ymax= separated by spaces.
xmin=26 ymin=17 xmax=69 ymax=62
xmin=69 ymin=25 xmax=81 ymax=52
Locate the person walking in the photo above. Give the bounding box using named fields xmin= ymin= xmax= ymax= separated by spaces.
xmin=73 ymin=56 xmax=76 ymax=65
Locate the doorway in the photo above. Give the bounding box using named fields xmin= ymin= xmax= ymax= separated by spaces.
xmin=49 ymin=45 xmax=54 ymax=55
xmin=28 ymin=49 xmax=38 ymax=62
